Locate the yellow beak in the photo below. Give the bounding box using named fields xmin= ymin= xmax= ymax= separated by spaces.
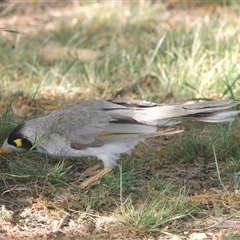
xmin=0 ymin=147 xmax=11 ymax=154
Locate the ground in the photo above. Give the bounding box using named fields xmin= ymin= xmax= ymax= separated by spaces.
xmin=1 ymin=1 xmax=240 ymax=239
xmin=1 ymin=98 xmax=240 ymax=239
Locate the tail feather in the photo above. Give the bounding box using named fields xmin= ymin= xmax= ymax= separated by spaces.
xmin=184 ymin=110 xmax=240 ymax=123
xmin=137 ymin=100 xmax=238 ymax=125
xmin=107 ymin=98 xmax=239 ymax=125
xmin=182 ymin=99 xmax=237 ymax=110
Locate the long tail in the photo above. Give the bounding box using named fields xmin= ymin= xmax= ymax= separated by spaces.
xmin=108 ymin=99 xmax=239 ymax=125
xmin=180 ymin=100 xmax=239 ymax=123
xmin=182 ymin=110 xmax=239 ymax=123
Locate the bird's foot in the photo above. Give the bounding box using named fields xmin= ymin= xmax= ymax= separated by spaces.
xmin=83 ymin=163 xmax=102 ymax=176
xmin=80 ymin=167 xmax=113 ymax=189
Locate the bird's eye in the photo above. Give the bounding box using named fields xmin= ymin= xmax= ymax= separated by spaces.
xmin=13 ymin=139 xmax=23 ymax=148
xmin=11 ymin=138 xmax=34 ymax=151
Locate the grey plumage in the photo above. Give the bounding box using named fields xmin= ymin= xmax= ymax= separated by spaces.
xmin=0 ymin=98 xmax=239 ymax=188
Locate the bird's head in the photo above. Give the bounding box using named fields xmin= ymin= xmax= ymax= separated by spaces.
xmin=0 ymin=122 xmax=36 ymax=154
xmin=0 ymin=118 xmax=63 ymax=156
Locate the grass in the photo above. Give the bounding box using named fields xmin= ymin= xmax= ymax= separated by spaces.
xmin=1 ymin=1 xmax=240 ymax=238
xmin=170 ymin=121 xmax=240 ymax=163
xmin=1 ymin=2 xmax=240 ymax=101
xmin=116 ymin=190 xmax=194 ymax=233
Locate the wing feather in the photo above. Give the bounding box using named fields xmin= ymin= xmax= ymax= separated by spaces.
xmin=46 ymin=99 xmax=238 ymax=148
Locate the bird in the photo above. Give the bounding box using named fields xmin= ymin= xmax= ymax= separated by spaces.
xmin=0 ymin=98 xmax=239 ymax=189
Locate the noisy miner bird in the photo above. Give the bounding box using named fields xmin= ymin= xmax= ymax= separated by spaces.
xmin=0 ymin=98 xmax=239 ymax=188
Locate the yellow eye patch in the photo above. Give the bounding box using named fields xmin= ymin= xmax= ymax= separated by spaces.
xmin=14 ymin=139 xmax=23 ymax=147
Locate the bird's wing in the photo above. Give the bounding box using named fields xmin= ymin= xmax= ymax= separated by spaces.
xmin=48 ymin=100 xmax=180 ymax=146
xmin=108 ymin=98 xmax=158 ymax=107
xmin=48 ymin=99 xmax=238 ymax=147
xmin=49 ymin=102 xmax=112 ymax=144
xmin=70 ymin=125 xmax=185 ymax=150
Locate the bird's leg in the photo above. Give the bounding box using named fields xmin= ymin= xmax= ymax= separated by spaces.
xmin=83 ymin=163 xmax=102 ymax=176
xmin=80 ymin=167 xmax=113 ymax=189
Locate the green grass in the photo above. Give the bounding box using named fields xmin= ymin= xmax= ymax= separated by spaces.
xmin=224 ymin=233 xmax=240 ymax=240
xmin=170 ymin=121 xmax=240 ymax=163
xmin=1 ymin=1 xmax=240 ymax=238
xmin=0 ymin=103 xmax=16 ymax=143
xmin=1 ymin=2 xmax=240 ymax=101
xmin=116 ymin=190 xmax=195 ymax=233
